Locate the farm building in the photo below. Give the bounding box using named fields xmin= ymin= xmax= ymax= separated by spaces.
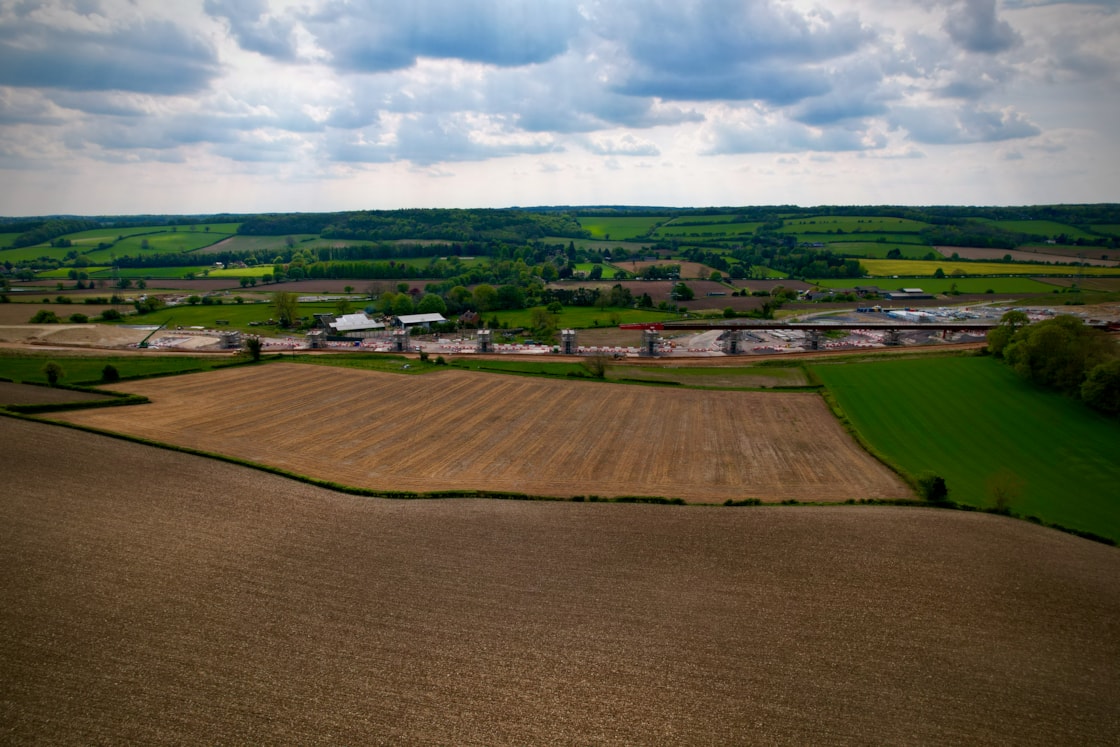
xmin=885 ymin=288 xmax=933 ymax=301
xmin=322 ymin=313 xmax=387 ymax=338
xmin=394 ymin=313 xmax=447 ymax=330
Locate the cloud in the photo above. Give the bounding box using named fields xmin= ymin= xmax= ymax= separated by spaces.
xmin=607 ymin=0 xmax=873 ymax=105
xmin=304 ymin=0 xmax=580 ymax=72
xmin=943 ymin=0 xmax=1021 ymax=53
xmin=891 ymin=104 xmax=1040 ymax=144
xmin=584 ymin=135 xmax=660 ymax=157
xmin=204 ymin=0 xmax=297 ymax=60
xmin=704 ymin=110 xmax=887 ymax=155
xmin=0 ymin=6 xmax=219 ymax=94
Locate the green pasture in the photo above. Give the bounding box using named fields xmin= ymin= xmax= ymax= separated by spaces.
xmin=63 ymin=226 xmax=168 ymax=245
xmin=84 ymin=267 xmax=211 ymax=279
xmin=80 ymin=230 xmax=232 ymax=262
xmin=0 ymin=350 xmax=239 ymax=386
xmin=807 ymin=277 xmax=1057 ymax=294
xmin=800 ymin=234 xmax=931 ymax=247
xmin=780 ymin=216 xmax=929 ymax=233
xmin=1090 ymin=224 xmax=1120 ymax=237
xmin=861 ymin=258 xmax=1120 ymax=277
xmin=661 ymin=215 xmax=744 ymax=225
xmin=0 ymin=232 xmax=21 ymax=248
xmin=579 ymin=217 xmax=667 ymax=240
xmin=654 ymin=222 xmax=762 ymax=237
xmin=209 ymin=266 xmax=277 ymax=278
xmin=824 ymin=242 xmax=933 ymax=259
xmin=193 ymin=234 xmax=321 ymax=255
xmin=810 ymin=355 xmax=1120 ymax=542
xmin=111 ymin=298 xmax=340 ymax=333
xmin=980 ymin=219 xmax=1097 ymax=241
xmin=0 ymin=245 xmax=76 ymax=263
xmin=488 ymin=306 xmax=680 ymax=330
xmin=604 ymin=365 xmax=808 ymax=389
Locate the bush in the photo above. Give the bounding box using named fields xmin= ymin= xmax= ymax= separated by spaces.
xmin=29 ymin=309 xmax=61 ymax=323
xmin=99 ymin=308 xmax=122 ymax=321
xmin=42 ymin=361 xmax=64 ymax=386
xmin=68 ymin=313 xmax=89 ymax=324
xmin=101 ymin=364 xmax=120 ymax=383
xmin=918 ymin=473 xmax=949 ymax=501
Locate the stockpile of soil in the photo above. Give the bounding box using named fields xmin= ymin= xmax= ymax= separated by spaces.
xmin=2 ymin=418 xmax=1118 ymax=744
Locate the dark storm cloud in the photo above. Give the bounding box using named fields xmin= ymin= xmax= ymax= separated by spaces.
xmin=943 ymin=0 xmax=1022 ymax=53
xmin=0 ymin=14 xmax=219 ymax=94
xmin=204 ymin=0 xmax=297 ymax=60
xmin=304 ymin=0 xmax=580 ymax=72
xmin=608 ymin=0 xmax=873 ymax=105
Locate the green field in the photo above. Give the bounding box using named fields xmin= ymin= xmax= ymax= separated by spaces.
xmin=811 ymin=355 xmax=1120 ymax=541
xmin=824 ymin=242 xmax=933 ymax=259
xmin=488 ymin=306 xmax=680 ymax=330
xmin=193 ymin=234 xmax=323 ymax=255
xmin=0 ymin=245 xmax=77 ymax=263
xmin=808 ymin=277 xmax=1058 ymax=294
xmin=0 ymin=232 xmax=21 ymax=248
xmin=780 ymin=216 xmax=929 ymax=233
xmin=0 ymin=350 xmax=241 ymax=386
xmin=861 ymin=258 xmax=1120 ymax=277
xmin=661 ymin=215 xmax=744 ymax=225
xmin=110 ymin=298 xmax=345 ymax=333
xmin=654 ymin=222 xmax=762 ymax=238
xmin=1090 ymin=224 xmax=1120 ymax=237
xmin=981 ymin=219 xmax=1097 ymax=241
xmin=80 ymin=230 xmax=233 ymax=262
xmin=579 ymin=217 xmax=667 ymax=240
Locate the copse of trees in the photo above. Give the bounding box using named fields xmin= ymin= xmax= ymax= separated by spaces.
xmin=988 ymin=313 xmax=1120 ymax=416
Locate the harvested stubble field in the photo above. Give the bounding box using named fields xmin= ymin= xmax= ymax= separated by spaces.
xmin=0 ymin=381 xmax=112 ymax=405
xmin=2 ymin=417 xmax=1119 ymax=744
xmin=52 ymin=363 xmax=909 ymax=502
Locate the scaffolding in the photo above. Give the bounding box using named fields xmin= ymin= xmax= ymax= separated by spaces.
xmin=477 ymin=328 xmax=493 ymax=353
xmin=392 ymin=328 xmax=411 ymax=352
xmin=640 ymin=329 xmax=660 ymax=357
xmin=561 ymin=329 xmax=577 ymax=355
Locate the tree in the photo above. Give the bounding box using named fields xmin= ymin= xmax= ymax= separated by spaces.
xmin=101 ymin=364 xmax=120 ymax=383
xmin=335 ymin=297 xmax=354 ymax=316
xmin=589 ymin=264 xmax=603 ymax=280
xmin=583 ymin=354 xmax=609 ymax=379
xmin=42 ymin=361 xmax=64 ymax=386
xmin=417 ymin=293 xmax=447 ymax=315
xmin=473 ymin=284 xmax=498 ymax=311
xmin=985 ymin=469 xmax=1024 ymax=514
xmin=391 ymin=294 xmax=414 ymax=315
xmin=917 ymin=473 xmax=949 ymax=501
xmin=1081 ymin=358 xmax=1120 ymax=416
xmin=187 ymin=295 xmax=202 ymax=305
xmin=243 ymin=336 xmax=263 ymax=362
xmin=986 ymin=310 xmax=1029 ymax=357
xmin=273 ymin=291 xmax=299 ymax=327
xmin=1004 ymin=315 xmax=1115 ymax=394
xmin=671 ymin=282 xmax=694 ymax=301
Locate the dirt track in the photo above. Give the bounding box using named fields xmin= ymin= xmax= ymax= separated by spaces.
xmin=2 ymin=417 xmax=1118 ymax=744
xmin=51 ymin=363 xmax=910 ymax=502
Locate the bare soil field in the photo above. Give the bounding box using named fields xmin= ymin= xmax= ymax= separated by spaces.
xmin=0 ymin=303 xmax=128 ymax=326
xmin=0 ymin=324 xmax=151 ymax=348
xmin=51 ymin=363 xmax=908 ymax=502
xmin=935 ymin=245 xmax=1120 ymax=267
xmin=2 ymin=417 xmax=1118 ymax=744
xmin=0 ymin=381 xmax=112 ymax=405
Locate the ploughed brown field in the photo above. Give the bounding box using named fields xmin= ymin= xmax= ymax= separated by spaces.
xmin=51 ymin=363 xmax=910 ymax=502
xmin=2 ymin=417 xmax=1118 ymax=744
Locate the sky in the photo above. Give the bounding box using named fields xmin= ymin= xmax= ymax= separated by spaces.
xmin=0 ymin=0 xmax=1117 ymax=216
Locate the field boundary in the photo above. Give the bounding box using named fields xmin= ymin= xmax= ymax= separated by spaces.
xmin=8 ymin=410 xmax=1114 ymax=545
